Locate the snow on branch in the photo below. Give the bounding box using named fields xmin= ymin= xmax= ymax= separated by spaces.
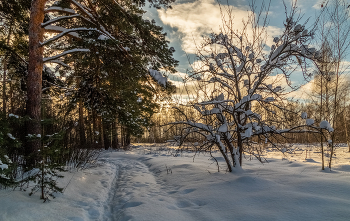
xmin=46 ymin=60 xmax=70 ymax=68
xmin=45 ymin=6 xmax=76 ymax=14
xmin=149 ymin=69 xmax=168 ymax=87
xmin=320 ymin=120 xmax=334 ymax=132
xmin=43 ymin=49 xmax=90 ymax=63
xmin=44 ymin=25 xmax=80 ymax=39
xmin=42 ymin=15 xmax=81 ymax=27
xmin=43 ymin=1 xmax=119 ymax=51
xmin=41 ymin=28 xmax=104 ymax=46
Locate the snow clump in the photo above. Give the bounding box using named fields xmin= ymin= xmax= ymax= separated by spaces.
xmin=0 ymin=159 xmax=8 ymax=170
xmin=9 ymin=113 xmax=19 ymax=118
xmin=301 ymin=112 xmax=307 ymax=119
xmin=98 ymin=35 xmax=108 ymax=40
xmin=306 ymin=118 xmax=314 ymax=126
xmin=320 ymin=120 xmax=334 ymax=132
xmin=7 ymin=133 xmax=15 ymax=140
xmin=149 ymin=69 xmax=168 ymax=87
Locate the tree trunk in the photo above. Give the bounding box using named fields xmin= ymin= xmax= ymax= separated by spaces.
xmin=329 ymin=141 xmax=334 ymax=170
xmin=88 ymin=112 xmax=93 ymax=145
xmin=76 ymin=76 xmax=86 ymax=147
xmin=321 ymin=135 xmax=324 ymax=170
xmin=3 ymin=60 xmax=7 ymax=114
xmin=2 ymin=26 xmax=12 ymax=114
xmin=92 ymin=111 xmax=97 ymax=145
xmin=103 ymin=122 xmax=110 ymax=150
xmin=238 ymin=134 xmax=243 ymax=166
xmin=112 ymin=119 xmax=119 ymax=149
xmin=320 ymin=62 xmax=324 ymax=170
xmin=78 ymin=99 xmax=86 ymax=146
xmin=78 ymin=99 xmax=86 ymax=147
xmin=26 ymin=0 xmax=46 ymax=167
xmin=9 ymin=83 xmax=13 ymax=114
xmin=344 ymin=105 xmax=350 ymax=152
xmin=99 ymin=116 xmax=105 ymax=149
xmin=125 ymin=129 xmax=130 ymax=146
xmin=121 ymin=126 xmax=124 ymax=147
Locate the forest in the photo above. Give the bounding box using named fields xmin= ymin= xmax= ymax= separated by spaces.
xmin=0 ymin=0 xmax=350 ymax=210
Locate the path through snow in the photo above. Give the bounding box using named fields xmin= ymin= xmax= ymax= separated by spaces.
xmin=104 ymin=153 xmax=205 ymax=221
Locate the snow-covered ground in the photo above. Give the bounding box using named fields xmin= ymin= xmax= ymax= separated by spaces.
xmin=1 ymin=143 xmax=350 ymax=221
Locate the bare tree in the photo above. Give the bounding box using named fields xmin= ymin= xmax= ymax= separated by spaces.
xmin=312 ymin=0 xmax=350 ymax=169
xmin=170 ymin=2 xmax=333 ymax=172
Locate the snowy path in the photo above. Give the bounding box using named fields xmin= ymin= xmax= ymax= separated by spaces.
xmin=104 ymin=154 xmax=205 ymax=221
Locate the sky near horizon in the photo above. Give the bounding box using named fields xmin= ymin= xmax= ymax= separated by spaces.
xmin=143 ymin=0 xmax=327 ymax=99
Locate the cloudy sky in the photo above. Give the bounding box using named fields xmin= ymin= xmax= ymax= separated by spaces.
xmin=144 ymin=0 xmax=326 ymax=98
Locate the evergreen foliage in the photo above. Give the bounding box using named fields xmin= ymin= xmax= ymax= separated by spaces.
xmin=0 ymin=0 xmax=178 ymax=199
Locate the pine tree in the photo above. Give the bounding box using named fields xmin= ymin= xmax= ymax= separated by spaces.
xmin=43 ymin=0 xmax=178 ymax=148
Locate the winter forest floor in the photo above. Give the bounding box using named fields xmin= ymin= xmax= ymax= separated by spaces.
xmin=1 ymin=143 xmax=350 ymax=221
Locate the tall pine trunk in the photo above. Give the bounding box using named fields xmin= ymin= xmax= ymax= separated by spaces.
xmin=26 ymin=0 xmax=46 ymax=167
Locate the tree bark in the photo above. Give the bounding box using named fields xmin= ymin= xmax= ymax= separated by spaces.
xmin=102 ymin=121 xmax=110 ymax=150
xmin=26 ymin=0 xmax=46 ymax=167
xmin=321 ymin=135 xmax=324 ymax=170
xmin=88 ymin=111 xmax=93 ymax=145
xmin=112 ymin=119 xmax=119 ymax=149
xmin=237 ymin=134 xmax=243 ymax=166
xmin=99 ymin=116 xmax=105 ymax=149
xmin=77 ymin=76 xmax=86 ymax=148
xmin=343 ymin=105 xmax=350 ymax=152
xmin=3 ymin=59 xmax=7 ymax=114
xmin=2 ymin=26 xmax=12 ymax=114
xmin=9 ymin=83 xmax=13 ymax=114
xmin=92 ymin=111 xmax=97 ymax=144
xmin=78 ymin=99 xmax=86 ymax=147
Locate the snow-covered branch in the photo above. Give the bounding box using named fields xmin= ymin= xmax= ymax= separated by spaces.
xmin=43 ymin=49 xmax=90 ymax=63
xmin=42 ymin=15 xmax=81 ymax=27
xmin=44 ymin=25 xmax=81 ymax=39
xmin=46 ymin=60 xmax=70 ymax=68
xmin=41 ymin=28 xmax=104 ymax=46
xmin=45 ymin=6 xmax=76 ymax=14
xmin=149 ymin=69 xmax=168 ymax=87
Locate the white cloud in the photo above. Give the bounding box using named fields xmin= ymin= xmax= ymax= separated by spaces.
xmin=158 ymin=0 xmax=283 ymax=54
xmin=288 ymin=80 xmax=314 ymax=100
xmin=158 ymin=0 xmax=223 ymax=54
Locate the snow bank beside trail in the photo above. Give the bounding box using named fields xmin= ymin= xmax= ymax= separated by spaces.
xmin=0 ymin=160 xmax=117 ymax=221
